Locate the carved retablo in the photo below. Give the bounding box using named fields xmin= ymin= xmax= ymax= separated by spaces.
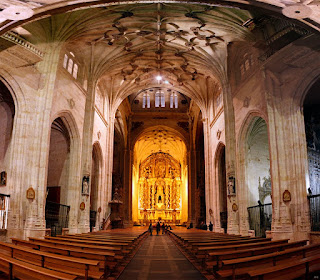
xmin=138 ymin=152 xmax=182 ymax=222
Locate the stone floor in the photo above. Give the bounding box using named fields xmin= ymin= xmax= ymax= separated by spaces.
xmin=117 ymin=233 xmax=206 ymax=280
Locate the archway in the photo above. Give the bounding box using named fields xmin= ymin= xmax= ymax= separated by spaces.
xmin=0 ymin=81 xmax=15 ymax=231
xmin=216 ymin=144 xmax=227 ymax=233
xmin=303 ymin=78 xmax=320 ymax=231
xmin=0 ymin=81 xmax=15 ymax=181
xmin=46 ymin=117 xmax=71 ymax=236
xmin=245 ymin=117 xmax=272 ymax=237
xmin=90 ymin=143 xmax=102 ymax=232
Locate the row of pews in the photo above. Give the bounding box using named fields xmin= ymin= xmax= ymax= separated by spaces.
xmin=0 ymin=228 xmax=148 ymax=279
xmin=167 ymin=228 xmax=320 ymax=279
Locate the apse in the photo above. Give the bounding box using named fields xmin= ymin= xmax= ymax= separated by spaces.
xmin=132 ymin=127 xmax=188 ymax=224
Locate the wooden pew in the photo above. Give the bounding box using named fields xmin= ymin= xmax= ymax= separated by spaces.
xmin=195 ymin=239 xmax=289 ymax=264
xmin=27 ymin=237 xmax=123 ymax=255
xmin=44 ymin=236 xmax=131 ymax=251
xmin=216 ymin=243 xmax=320 ymax=279
xmin=0 ymin=254 xmax=77 ymax=280
xmin=247 ymin=254 xmax=320 ymax=280
xmin=187 ymin=238 xmax=273 ymax=253
xmin=206 ymin=239 xmax=308 ymax=270
xmin=0 ymin=241 xmax=103 ymax=280
xmin=12 ymin=238 xmax=117 ymax=276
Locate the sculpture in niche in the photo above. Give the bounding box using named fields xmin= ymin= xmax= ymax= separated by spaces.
xmin=227 ymin=176 xmax=236 ymax=195
xmin=155 ymin=161 xmax=166 ymax=178
xmin=0 ymin=171 xmax=6 ymax=186
xmin=82 ymin=176 xmax=90 ymax=195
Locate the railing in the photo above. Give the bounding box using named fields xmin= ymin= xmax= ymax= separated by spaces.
xmin=258 ymin=18 xmax=310 ymax=61
xmin=247 ymin=203 xmax=272 ymax=237
xmin=45 ymin=201 xmax=70 ymax=236
xmin=0 ymin=194 xmax=10 ymax=230
xmin=90 ymin=210 xmax=97 ymax=232
xmin=1 ymin=31 xmax=44 ymax=58
xmin=308 ymin=194 xmax=320 ymax=231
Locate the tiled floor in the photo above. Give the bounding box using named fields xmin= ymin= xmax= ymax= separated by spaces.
xmin=118 ymin=233 xmax=206 ymax=280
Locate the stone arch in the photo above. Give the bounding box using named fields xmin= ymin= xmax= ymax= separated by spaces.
xmin=302 ymin=77 xmax=320 ymax=195
xmin=109 ymin=77 xmax=210 ymax=118
xmin=46 ymin=111 xmax=80 ymax=234
xmin=214 ymin=141 xmax=227 ymax=232
xmin=90 ymin=141 xmax=103 ymax=231
xmin=237 ymin=111 xmax=271 ymax=235
xmin=0 ymin=80 xmax=16 ymax=189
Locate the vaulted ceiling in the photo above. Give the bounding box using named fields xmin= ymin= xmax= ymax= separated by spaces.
xmin=1 ymin=1 xmax=317 ymax=113
xmin=15 ymin=3 xmax=254 ymax=110
xmin=0 ymin=0 xmax=319 ymax=34
xmin=134 ymin=126 xmax=187 ymax=165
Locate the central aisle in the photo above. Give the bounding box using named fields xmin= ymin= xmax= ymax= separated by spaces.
xmin=118 ymin=234 xmax=206 ymax=280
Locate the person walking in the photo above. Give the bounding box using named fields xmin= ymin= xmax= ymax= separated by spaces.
xmin=161 ymin=222 xmax=165 ymax=234
xmin=149 ymin=222 xmax=153 ymax=236
xmin=156 ymin=221 xmax=160 ymax=235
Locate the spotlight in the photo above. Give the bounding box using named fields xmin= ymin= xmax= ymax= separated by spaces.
xmin=156 ymin=75 xmax=162 ymax=81
xmin=164 ymin=80 xmax=169 ymax=84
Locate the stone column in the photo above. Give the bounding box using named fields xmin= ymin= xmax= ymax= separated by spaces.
xmin=24 ymin=43 xmax=62 ymax=238
xmin=78 ymin=75 xmax=97 ymax=233
xmin=5 ymin=77 xmax=31 ymax=239
xmin=264 ymin=70 xmax=310 ymax=241
xmin=105 ymin=117 xmax=115 ymax=220
xmin=222 ymin=80 xmax=240 ymax=234
xmin=202 ymin=117 xmax=214 ymax=225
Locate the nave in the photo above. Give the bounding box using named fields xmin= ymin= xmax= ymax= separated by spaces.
xmin=118 ymin=232 xmax=205 ymax=280
xmin=0 ymin=227 xmax=320 ymax=279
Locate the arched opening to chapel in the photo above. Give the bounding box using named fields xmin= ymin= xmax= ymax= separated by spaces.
xmin=0 ymin=81 xmax=15 ymax=189
xmin=46 ymin=117 xmax=71 ymax=235
xmin=303 ymin=78 xmax=320 ymax=231
xmin=245 ymin=117 xmax=272 ymax=237
xmin=90 ymin=143 xmax=102 ymax=231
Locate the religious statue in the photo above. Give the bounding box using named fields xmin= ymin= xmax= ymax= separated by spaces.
xmin=82 ymin=176 xmax=90 ymax=195
xmin=227 ymin=176 xmax=235 ymax=195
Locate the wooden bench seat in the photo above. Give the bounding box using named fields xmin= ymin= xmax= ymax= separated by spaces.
xmin=0 ymin=241 xmax=103 ymax=279
xmin=196 ymin=239 xmax=288 ymax=255
xmin=247 ymin=254 xmax=320 ymax=280
xmin=188 ymin=238 xmax=273 ymax=252
xmin=192 ymin=240 xmax=289 ymax=268
xmin=12 ymin=238 xmax=117 ymax=276
xmin=44 ymin=236 xmax=131 ymax=250
xmin=216 ymin=243 xmax=320 ymax=279
xmin=27 ymin=237 xmax=124 ymax=254
xmin=0 ymin=254 xmax=77 ymax=280
xmin=206 ymin=240 xmax=308 ymax=270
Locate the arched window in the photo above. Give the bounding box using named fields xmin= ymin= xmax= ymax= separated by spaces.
xmin=170 ymin=93 xmax=178 ymax=108
xmin=155 ymin=92 xmax=160 ymax=107
xmin=143 ymin=93 xmax=150 ymax=108
xmin=160 ymin=92 xmax=165 ymax=107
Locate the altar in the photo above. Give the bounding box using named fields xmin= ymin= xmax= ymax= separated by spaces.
xmin=136 ymin=152 xmax=184 ymax=224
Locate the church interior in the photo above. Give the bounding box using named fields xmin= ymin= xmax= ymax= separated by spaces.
xmin=0 ymin=0 xmax=320 ymax=279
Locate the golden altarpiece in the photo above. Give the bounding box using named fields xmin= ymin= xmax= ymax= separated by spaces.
xmin=138 ymin=152 xmax=182 ymax=223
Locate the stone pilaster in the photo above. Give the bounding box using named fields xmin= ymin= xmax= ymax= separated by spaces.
xmin=23 ymin=43 xmax=62 ymax=238
xmin=222 ymin=80 xmax=240 ymax=234
xmin=264 ymin=71 xmax=310 ymax=241
xmin=78 ymin=76 xmax=97 ymax=233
